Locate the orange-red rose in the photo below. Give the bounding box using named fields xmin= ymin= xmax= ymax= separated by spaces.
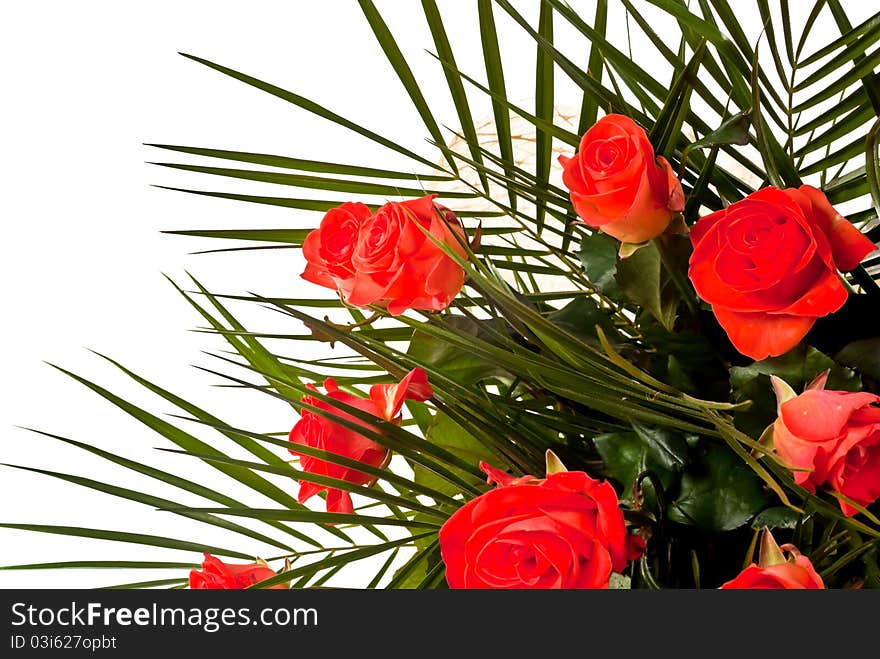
xmin=289 ymin=369 xmax=432 ymax=514
xmin=302 ymin=201 xmax=371 ymax=301
xmin=772 ymin=376 xmax=880 ymax=517
xmin=189 ymin=553 xmax=285 ymax=589
xmin=720 ymin=545 xmax=824 ymax=589
xmin=559 ymin=114 xmax=684 ymax=244
xmin=689 ymin=185 xmax=875 ymax=360
xmin=302 ymin=195 xmax=467 ymax=315
xmin=438 ymin=462 xmax=639 ymax=589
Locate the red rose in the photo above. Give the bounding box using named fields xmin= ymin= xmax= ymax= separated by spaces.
xmin=689 ymin=185 xmax=876 ymax=360
xmin=438 ymin=462 xmax=636 ymax=589
xmin=301 ymin=195 xmax=467 ymax=315
xmin=771 ymin=375 xmax=880 ymax=516
xmin=301 ymin=201 xmax=372 ymax=300
xmin=289 ymin=368 xmax=433 ymax=514
xmin=721 ymin=546 xmax=824 ymax=589
xmin=189 ymin=553 xmax=284 ymax=589
xmin=559 ymin=114 xmax=684 ymax=244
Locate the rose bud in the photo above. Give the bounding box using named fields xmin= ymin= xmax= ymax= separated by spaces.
xmin=688 ymin=185 xmax=876 ymax=360
xmin=559 ymin=114 xmax=684 ymax=244
xmin=189 ymin=553 xmax=286 ymax=589
xmin=289 ymin=368 xmax=433 ymax=514
xmin=439 ymin=460 xmax=639 ymax=589
xmin=721 ymin=529 xmax=824 ymax=589
xmin=771 ymin=374 xmax=880 ymax=517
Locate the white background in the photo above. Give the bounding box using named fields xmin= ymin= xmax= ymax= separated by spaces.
xmin=0 ymin=1 xmax=868 ymax=588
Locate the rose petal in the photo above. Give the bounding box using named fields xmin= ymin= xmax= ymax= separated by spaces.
xmin=798 ymin=185 xmax=877 ymax=271
xmin=711 ymin=307 xmax=816 ymax=360
xmin=780 ymin=390 xmax=880 ymax=443
xmin=368 ymin=368 xmax=433 ymax=420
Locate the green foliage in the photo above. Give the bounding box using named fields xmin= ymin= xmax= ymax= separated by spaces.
xmin=578 ymin=231 xmax=622 ymax=299
xmin=413 ymin=414 xmax=499 ymax=499
xmin=615 ymin=242 xmax=680 ymax=332
xmin=593 ymin=424 xmax=689 ymax=503
xmin=667 ymin=441 xmax=768 ymax=532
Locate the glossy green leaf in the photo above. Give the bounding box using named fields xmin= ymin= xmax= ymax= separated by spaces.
xmin=578 ymin=231 xmax=622 ymax=299
xmin=836 ymin=337 xmax=880 ymax=381
xmin=668 ymin=442 xmax=768 ymax=531
xmin=751 ymin=506 xmax=802 ymax=530
xmin=413 ymin=414 xmax=499 ymax=499
xmin=615 ymin=241 xmax=679 ymax=332
xmin=547 ymin=297 xmax=618 ymax=346
xmin=593 ymin=424 xmax=690 ymax=501
xmin=408 ymin=316 xmax=511 ymax=387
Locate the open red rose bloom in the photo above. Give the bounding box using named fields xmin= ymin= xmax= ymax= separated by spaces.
xmin=689 ymin=185 xmax=875 ymax=360
xmin=189 ymin=553 xmax=285 ymax=590
xmin=302 ymin=195 xmax=467 ymax=315
xmin=438 ymin=462 xmax=642 ymax=589
xmin=289 ymin=368 xmax=433 ymax=514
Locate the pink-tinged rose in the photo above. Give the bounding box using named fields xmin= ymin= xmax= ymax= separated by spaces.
xmin=721 ymin=545 xmax=824 ymax=589
xmin=189 ymin=553 xmax=285 ymax=590
xmin=688 ymin=185 xmax=876 ymax=360
xmin=559 ymin=114 xmax=684 ymax=244
xmin=771 ymin=375 xmax=880 ymax=516
xmin=302 ymin=202 xmax=372 ymax=300
xmin=438 ymin=462 xmax=638 ymax=589
xmin=289 ymin=369 xmax=433 ymax=514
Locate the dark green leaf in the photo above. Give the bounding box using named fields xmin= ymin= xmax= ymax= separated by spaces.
xmin=615 ymin=242 xmax=679 ymax=331
xmin=751 ymin=506 xmax=802 ymax=530
xmin=547 ymin=297 xmax=618 ymax=346
xmin=413 ymin=414 xmax=504 ymax=499
xmin=407 ymin=316 xmax=510 ymax=387
xmin=686 ymin=111 xmax=751 ymax=151
xmin=578 ymin=231 xmax=622 ymax=299
xmin=668 ymin=442 xmax=767 ymax=532
xmin=836 ymin=337 xmax=880 ymax=381
xmin=593 ymin=425 xmax=690 ymax=502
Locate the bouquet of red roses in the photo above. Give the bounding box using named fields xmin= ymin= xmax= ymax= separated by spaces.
xmin=5 ymin=0 xmax=880 ymax=590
